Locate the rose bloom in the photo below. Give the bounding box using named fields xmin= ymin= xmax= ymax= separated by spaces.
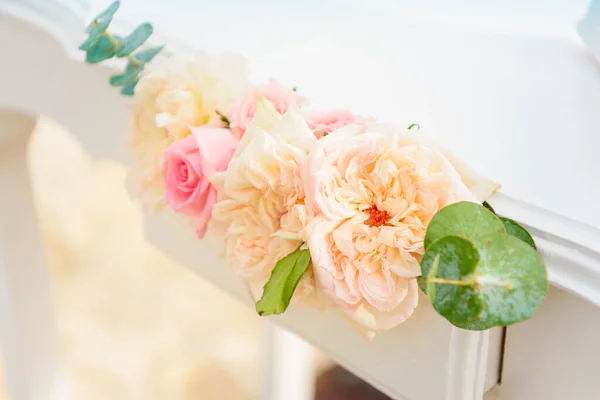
xmin=211 ymin=99 xmax=318 ymax=302
xmin=127 ymin=54 xmax=248 ymax=211
xmin=162 ymin=127 xmax=238 ymax=238
xmin=228 ymin=79 xmax=308 ymax=139
xmin=303 ymin=124 xmax=499 ymax=333
xmin=304 ymin=110 xmax=370 ymax=139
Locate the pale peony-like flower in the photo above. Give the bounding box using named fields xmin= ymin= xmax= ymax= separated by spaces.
xmin=228 ymin=79 xmax=308 ymax=139
xmin=127 ymin=54 xmax=248 ymax=211
xmin=303 ymin=124 xmax=499 ymax=333
xmin=211 ymin=99 xmax=318 ymax=302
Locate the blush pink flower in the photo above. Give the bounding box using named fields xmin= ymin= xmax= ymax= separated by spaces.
xmin=304 ymin=110 xmax=369 ymax=139
xmin=163 ymin=127 xmax=238 ymax=238
xmin=228 ymin=79 xmax=308 ymax=139
xmin=303 ymin=124 xmax=499 ymax=333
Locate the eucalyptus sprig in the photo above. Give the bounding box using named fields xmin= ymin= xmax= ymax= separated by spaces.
xmin=79 ymin=1 xmax=164 ymax=96
xmin=419 ymin=201 xmax=547 ymax=330
xmin=256 ymin=201 xmax=548 ymax=330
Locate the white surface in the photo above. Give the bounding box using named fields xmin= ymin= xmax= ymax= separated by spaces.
xmin=501 ymin=286 xmax=600 ymax=399
xmin=2 ymin=1 xmax=600 ymax=399
xmin=92 ymin=0 xmax=600 ymax=231
xmin=102 ymin=0 xmax=589 ymax=42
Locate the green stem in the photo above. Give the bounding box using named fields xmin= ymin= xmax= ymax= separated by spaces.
xmin=102 ymin=31 xmax=141 ymax=67
xmin=429 ymin=275 xmax=513 ymax=290
xmin=215 ymin=110 xmax=231 ymax=128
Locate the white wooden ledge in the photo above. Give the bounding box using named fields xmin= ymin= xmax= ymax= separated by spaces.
xmin=1 ymin=1 xmax=600 ymax=399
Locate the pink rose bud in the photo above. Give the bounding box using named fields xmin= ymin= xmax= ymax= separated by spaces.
xmin=162 ymin=127 xmax=238 ymax=238
xmin=228 ymin=79 xmax=308 ymax=139
xmin=305 ymin=110 xmax=369 ymax=139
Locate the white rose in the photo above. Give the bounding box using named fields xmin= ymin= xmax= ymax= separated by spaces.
xmin=211 ymin=99 xmax=318 ymax=304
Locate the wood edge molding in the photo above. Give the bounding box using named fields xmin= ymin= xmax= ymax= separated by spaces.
xmin=269 ymin=315 xmax=497 ymax=400
xmin=445 ymin=328 xmax=490 ymax=400
xmin=0 ymin=0 xmax=87 ymax=60
xmin=0 ymin=0 xmax=191 ymax=66
xmin=269 ymin=315 xmax=410 ymax=400
xmin=491 ymin=193 xmax=600 ymax=308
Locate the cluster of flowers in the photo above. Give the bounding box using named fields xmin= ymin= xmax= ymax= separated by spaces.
xmin=128 ymin=54 xmax=499 ymax=334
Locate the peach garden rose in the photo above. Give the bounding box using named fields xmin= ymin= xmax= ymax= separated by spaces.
xmin=302 ymin=124 xmax=499 ymax=332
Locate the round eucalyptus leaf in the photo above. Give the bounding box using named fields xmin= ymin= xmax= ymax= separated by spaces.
xmin=500 ymin=217 xmax=536 ymax=249
xmin=421 ymin=233 xmax=547 ymax=329
xmin=420 ymin=236 xmax=484 ymax=326
xmin=424 ymin=202 xmax=505 ymax=250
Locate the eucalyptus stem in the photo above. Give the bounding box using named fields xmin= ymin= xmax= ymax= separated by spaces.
xmin=101 ymin=30 xmax=141 ymax=67
xmin=429 ymin=277 xmax=475 ymax=287
xmin=429 ymin=275 xmax=514 ymax=290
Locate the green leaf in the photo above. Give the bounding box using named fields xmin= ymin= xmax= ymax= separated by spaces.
xmin=91 ymin=1 xmax=120 ymax=26
xmin=501 ymin=217 xmax=536 ymax=249
xmin=256 ymin=248 xmax=311 ymax=316
xmin=425 ymin=254 xmax=440 ymax=304
xmin=116 ymin=23 xmax=153 ymax=57
xmin=421 ymin=233 xmax=547 ymax=329
xmin=109 ymin=71 xmax=138 ymax=87
xmin=85 ymin=36 xmax=118 ymax=63
xmin=419 ymin=236 xmax=482 ymax=321
xmin=85 ymin=13 xmax=112 ymax=35
xmin=424 ymin=202 xmax=506 ymax=250
xmin=80 ymin=18 xmax=113 ymax=51
xmin=133 ymin=45 xmax=164 ymax=63
xmin=482 ymin=201 xmax=495 ymax=214
xmin=109 ymin=60 xmax=143 ymax=87
xmin=84 ymin=1 xmax=119 ymax=34
xmin=120 ymin=78 xmax=139 ymax=96
xmin=408 ymin=123 xmax=420 ymax=131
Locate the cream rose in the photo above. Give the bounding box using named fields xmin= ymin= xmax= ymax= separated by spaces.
xmin=303 ymin=124 xmax=499 ymax=333
xmin=127 ymin=54 xmax=248 ymax=211
xmin=210 ymin=99 xmax=318 ymax=302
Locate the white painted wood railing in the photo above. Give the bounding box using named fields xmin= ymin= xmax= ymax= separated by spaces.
xmin=1 ymin=1 xmax=600 ymax=399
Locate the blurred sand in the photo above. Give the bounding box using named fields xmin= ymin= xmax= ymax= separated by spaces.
xmin=1 ymin=118 xmax=268 ymax=399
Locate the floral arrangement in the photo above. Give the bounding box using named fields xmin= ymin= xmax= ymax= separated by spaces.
xmin=80 ymin=2 xmax=548 ymax=336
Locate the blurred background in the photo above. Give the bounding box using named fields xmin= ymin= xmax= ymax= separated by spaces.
xmin=0 ymin=118 xmax=333 ymax=400
xmin=0 ymin=118 xmax=395 ymax=399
